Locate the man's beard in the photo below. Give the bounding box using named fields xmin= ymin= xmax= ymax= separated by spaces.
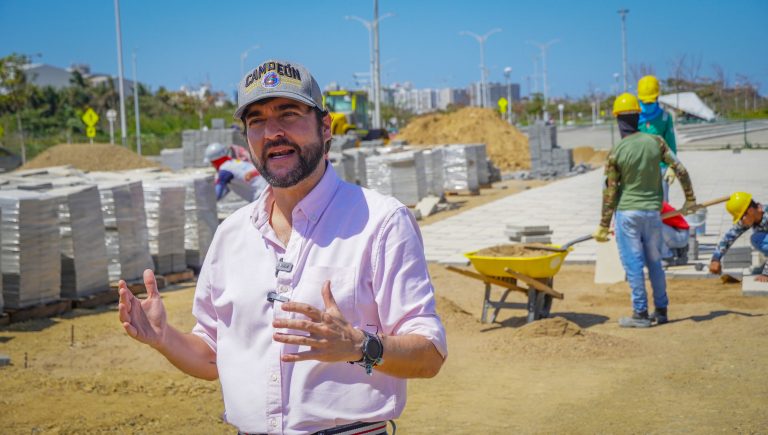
xmin=254 ymin=136 xmax=325 ymax=188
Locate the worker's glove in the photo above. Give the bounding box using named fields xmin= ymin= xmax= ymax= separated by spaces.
xmin=682 ymin=199 xmax=698 ymax=214
xmin=663 ymin=169 xmax=676 ymax=185
xmin=592 ymin=226 xmax=611 ymax=243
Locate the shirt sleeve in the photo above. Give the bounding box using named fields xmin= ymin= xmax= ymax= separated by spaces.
xmin=371 ymin=206 xmax=448 ymax=358
xmin=191 ymin=242 xmax=218 ymax=353
xmin=657 ymin=136 xmax=695 ymax=202
xmin=711 ymin=223 xmax=748 ymax=262
xmin=600 ymin=153 xmax=620 ymax=228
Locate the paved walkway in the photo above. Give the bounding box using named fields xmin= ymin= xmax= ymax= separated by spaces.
xmin=421 ymin=150 xmax=768 ymax=267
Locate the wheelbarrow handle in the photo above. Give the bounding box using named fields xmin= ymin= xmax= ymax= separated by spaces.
xmin=561 ymin=233 xmax=594 ymax=250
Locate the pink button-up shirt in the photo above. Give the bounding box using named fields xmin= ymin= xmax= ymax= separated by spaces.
xmin=192 ymin=164 xmax=447 ymax=434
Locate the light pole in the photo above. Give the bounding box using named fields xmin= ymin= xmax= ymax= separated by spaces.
xmin=527 ymin=39 xmax=559 ymax=108
xmin=460 ymin=28 xmax=502 ymax=108
xmin=346 ymin=9 xmax=393 ymax=129
xmin=618 ymin=9 xmax=629 ymax=92
xmin=113 ymin=0 xmax=127 ymax=146
xmin=613 ymin=72 xmax=620 ymax=95
xmin=132 ymin=50 xmax=142 ymax=155
xmin=504 ymin=66 xmax=512 ymax=124
xmin=558 ymin=103 xmax=564 ymax=126
xmin=240 ymin=45 xmax=260 ymax=77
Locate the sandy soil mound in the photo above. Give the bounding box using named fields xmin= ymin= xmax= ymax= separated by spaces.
xmin=398 ymin=107 xmax=530 ymax=171
xmin=513 ymin=317 xmax=583 ymax=338
xmin=572 ymin=146 xmax=608 ymax=167
xmin=19 ymin=143 xmax=161 ymax=172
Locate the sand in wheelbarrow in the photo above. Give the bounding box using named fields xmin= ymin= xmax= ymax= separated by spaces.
xmin=474 ymin=244 xmax=554 ymax=258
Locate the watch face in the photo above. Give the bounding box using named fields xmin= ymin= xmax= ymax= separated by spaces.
xmin=364 ymin=335 xmax=383 ymax=360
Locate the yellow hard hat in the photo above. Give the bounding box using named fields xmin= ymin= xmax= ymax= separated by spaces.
xmin=725 ymin=192 xmax=753 ymax=223
xmin=613 ymin=93 xmax=640 ymax=116
xmin=637 ymin=75 xmax=660 ymax=103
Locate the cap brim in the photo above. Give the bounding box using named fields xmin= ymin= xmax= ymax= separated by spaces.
xmin=233 ymin=91 xmax=319 ymax=120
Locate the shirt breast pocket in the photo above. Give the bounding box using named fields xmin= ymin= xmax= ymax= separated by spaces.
xmin=295 ymin=266 xmax=358 ymax=324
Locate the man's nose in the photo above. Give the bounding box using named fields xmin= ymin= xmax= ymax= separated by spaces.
xmin=263 ymin=116 xmax=285 ymax=140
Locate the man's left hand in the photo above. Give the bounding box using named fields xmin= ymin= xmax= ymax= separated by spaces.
xmin=664 ymin=169 xmax=676 ymax=185
xmin=756 ymin=274 xmax=768 ymax=283
xmin=272 ymin=281 xmax=364 ymax=363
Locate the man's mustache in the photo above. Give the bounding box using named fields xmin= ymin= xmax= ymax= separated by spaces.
xmin=263 ymin=139 xmax=301 ymax=157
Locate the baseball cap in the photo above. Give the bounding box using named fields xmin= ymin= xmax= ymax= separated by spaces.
xmin=234 ymin=59 xmax=324 ymax=120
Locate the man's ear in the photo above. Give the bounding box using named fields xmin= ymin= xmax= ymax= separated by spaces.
xmin=322 ymin=112 xmax=332 ymax=144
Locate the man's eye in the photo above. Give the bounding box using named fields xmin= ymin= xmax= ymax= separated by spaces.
xmin=248 ymin=118 xmax=265 ymax=126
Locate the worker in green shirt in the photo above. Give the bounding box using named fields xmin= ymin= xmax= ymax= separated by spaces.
xmin=593 ymin=93 xmax=697 ymax=328
xmin=638 ymin=75 xmax=678 ymax=202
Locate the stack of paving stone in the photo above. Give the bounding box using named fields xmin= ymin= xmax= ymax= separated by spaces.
xmin=49 ymin=185 xmax=110 ymax=298
xmin=328 ymin=152 xmax=357 ymax=184
xmin=329 ymin=134 xmax=358 ymax=154
xmin=0 ymin=190 xmax=61 ymax=309
xmin=342 ymin=148 xmax=376 ymax=187
xmin=97 ymin=180 xmax=154 ymax=282
xmin=442 ymin=144 xmax=479 ymax=193
xmin=143 ymin=180 xmax=188 ymax=275
xmin=160 ymin=148 xmax=185 ymax=171
xmin=174 ymin=173 xmax=218 ymax=269
xmin=422 ymin=147 xmax=446 ymax=197
xmin=365 ymin=150 xmax=427 ymax=206
xmin=721 ymin=246 xmax=754 ymax=270
xmin=466 ymin=144 xmax=490 ymax=186
xmin=528 ymin=121 xmax=573 ymax=177
xmin=505 ymin=224 xmax=553 ymax=244
xmin=181 ymin=128 xmax=247 ymax=169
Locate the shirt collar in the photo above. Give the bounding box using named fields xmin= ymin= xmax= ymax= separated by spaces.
xmin=250 ymin=161 xmax=341 ymax=228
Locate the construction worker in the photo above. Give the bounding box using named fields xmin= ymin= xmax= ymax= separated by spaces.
xmin=593 ymin=93 xmax=697 ymax=328
xmin=118 ymin=59 xmax=446 ymax=434
xmin=661 ymin=201 xmax=691 ymax=267
xmin=637 ymin=75 xmax=678 ymax=202
xmin=203 ymin=142 xmax=266 ymax=201
xmin=709 ymin=192 xmax=768 ymax=282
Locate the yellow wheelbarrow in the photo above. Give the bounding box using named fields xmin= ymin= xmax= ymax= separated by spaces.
xmin=447 ymin=243 xmax=575 ymax=323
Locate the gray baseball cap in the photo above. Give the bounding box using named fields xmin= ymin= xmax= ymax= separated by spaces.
xmin=234 ymin=59 xmax=323 ymax=120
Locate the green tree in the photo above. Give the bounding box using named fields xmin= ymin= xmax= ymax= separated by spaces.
xmin=0 ymin=53 xmax=33 ymax=161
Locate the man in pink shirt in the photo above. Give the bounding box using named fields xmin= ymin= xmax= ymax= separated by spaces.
xmin=118 ymin=59 xmax=447 ymax=434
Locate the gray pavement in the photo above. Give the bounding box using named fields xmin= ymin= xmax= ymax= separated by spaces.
xmin=420 ymin=150 xmax=768 ymax=270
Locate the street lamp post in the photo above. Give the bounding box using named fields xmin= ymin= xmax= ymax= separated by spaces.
xmin=460 ymin=28 xmax=501 ymax=108
xmin=527 ymin=39 xmax=559 ymax=110
xmin=113 ymin=0 xmax=127 ymax=146
xmin=618 ymin=9 xmax=629 ymax=92
xmin=558 ymin=103 xmax=564 ymax=126
xmin=504 ymin=66 xmax=512 ymax=124
xmin=240 ymin=45 xmax=260 ymax=77
xmin=346 ymin=9 xmax=393 ymax=129
xmin=132 ymin=51 xmax=142 ymax=155
xmin=613 ymin=72 xmax=620 ymax=95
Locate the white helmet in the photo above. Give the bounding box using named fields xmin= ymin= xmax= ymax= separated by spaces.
xmin=203 ymin=142 xmax=228 ymax=163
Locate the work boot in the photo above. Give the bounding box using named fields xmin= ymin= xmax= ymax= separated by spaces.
xmin=618 ymin=310 xmax=652 ymax=328
xmin=649 ymin=307 xmax=668 ymax=325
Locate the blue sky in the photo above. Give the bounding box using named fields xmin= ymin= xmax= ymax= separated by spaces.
xmin=1 ymin=0 xmax=766 ymax=99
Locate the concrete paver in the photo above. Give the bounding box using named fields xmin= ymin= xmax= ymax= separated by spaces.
xmin=421 ymin=150 xmax=768 ymax=272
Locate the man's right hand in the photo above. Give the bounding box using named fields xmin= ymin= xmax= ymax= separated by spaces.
xmin=709 ymin=260 xmax=722 ymax=275
xmin=118 ymin=269 xmax=168 ymax=349
xmin=592 ymin=226 xmax=611 ymax=243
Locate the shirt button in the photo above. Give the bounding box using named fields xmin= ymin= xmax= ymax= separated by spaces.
xmin=271 ymin=373 xmax=279 ymax=382
xmin=277 ymin=284 xmax=291 ymax=294
xmin=270 ymin=418 xmax=277 ymax=427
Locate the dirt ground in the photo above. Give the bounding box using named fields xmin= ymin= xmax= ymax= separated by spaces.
xmin=2 ymin=181 xmax=768 ymax=434
xmin=2 ymin=265 xmax=766 ymax=434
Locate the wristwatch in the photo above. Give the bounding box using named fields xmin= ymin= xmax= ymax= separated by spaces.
xmin=349 ymin=330 xmax=384 ymax=376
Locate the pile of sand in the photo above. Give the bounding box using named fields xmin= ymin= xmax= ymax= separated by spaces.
xmin=397 ymin=107 xmax=529 ymax=171
xmin=513 ymin=317 xmax=583 ymax=338
xmin=19 ymin=143 xmax=161 ymax=172
xmin=572 ymin=146 xmax=608 ymax=167
xmin=474 ymin=244 xmax=554 ymax=258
